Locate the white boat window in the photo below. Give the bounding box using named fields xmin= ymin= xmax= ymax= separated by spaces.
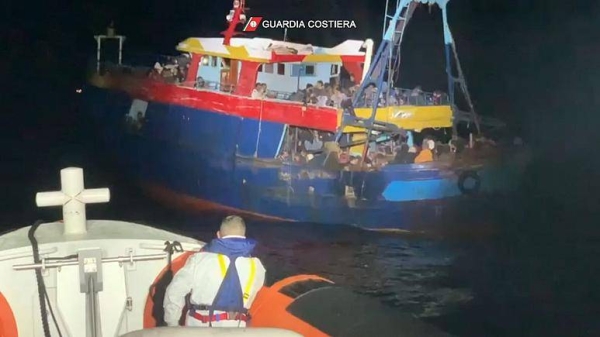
xmin=264 ymin=63 xmax=274 ymax=73
xmin=331 ymin=64 xmax=339 ymax=75
xmin=305 ymin=65 xmax=315 ymax=75
xmin=277 ymin=63 xmax=285 ymax=75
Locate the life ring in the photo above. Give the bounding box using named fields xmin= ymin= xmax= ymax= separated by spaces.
xmin=458 ymin=170 xmax=481 ymax=195
xmin=143 ymin=251 xmax=195 ymax=328
xmin=0 ymin=292 xmax=18 ymax=337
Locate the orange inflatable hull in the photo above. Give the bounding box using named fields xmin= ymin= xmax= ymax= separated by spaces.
xmin=249 ymin=275 xmax=334 ymax=337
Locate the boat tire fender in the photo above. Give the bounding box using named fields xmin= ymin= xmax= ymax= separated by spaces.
xmin=458 ymin=170 xmax=481 ymax=195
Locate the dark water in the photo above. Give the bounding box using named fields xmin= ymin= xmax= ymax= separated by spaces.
xmin=2 ymin=89 xmax=599 ymax=337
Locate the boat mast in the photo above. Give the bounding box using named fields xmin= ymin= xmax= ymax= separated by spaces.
xmin=334 ymin=0 xmax=418 ymax=161
xmin=440 ymin=3 xmax=481 ymax=136
xmin=223 ymin=0 xmax=248 ymax=46
xmin=334 ymin=0 xmax=481 ymax=155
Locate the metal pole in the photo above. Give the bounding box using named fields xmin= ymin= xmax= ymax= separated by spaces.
xmin=118 ymin=37 xmax=123 ymax=65
xmin=96 ymin=37 xmax=101 ymax=73
xmin=89 ymin=275 xmax=98 ymax=337
xmin=13 ymin=253 xmax=168 ymax=270
xmin=296 ymin=65 xmax=302 ymax=92
xmin=382 ymin=0 xmax=390 ymax=38
xmin=283 ymin=28 xmax=288 ymax=42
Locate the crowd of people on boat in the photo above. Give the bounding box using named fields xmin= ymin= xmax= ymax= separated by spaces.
xmin=275 ymin=78 xmax=447 ymax=108
xmin=146 ymin=54 xmax=447 ymax=108
xmin=148 ymin=55 xmax=191 ymax=83
xmin=277 ymin=127 xmax=514 ymax=171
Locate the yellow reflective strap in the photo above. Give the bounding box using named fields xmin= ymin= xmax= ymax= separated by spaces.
xmin=217 ymin=254 xmax=227 ymax=278
xmin=242 ymin=258 xmax=257 ymax=304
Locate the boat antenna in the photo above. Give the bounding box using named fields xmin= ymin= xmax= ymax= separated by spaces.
xmin=222 ymin=0 xmax=248 ymax=45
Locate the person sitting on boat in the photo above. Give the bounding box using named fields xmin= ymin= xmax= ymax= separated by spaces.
xmin=387 ymin=91 xmax=398 ymax=106
xmin=410 ymin=86 xmax=425 ymax=105
xmin=330 ymin=86 xmax=347 ymax=108
xmin=313 ymin=81 xmax=327 ymax=106
xmin=251 ymin=83 xmax=263 ymax=99
xmin=364 ymin=83 xmax=377 ymax=107
xmin=432 ymin=90 xmax=444 ymax=105
xmin=414 ymin=139 xmax=435 ymax=163
xmin=163 ymin=216 xmax=266 ymax=328
xmin=320 ymin=83 xmax=333 ymax=107
xmin=134 ymin=112 xmax=145 ymax=132
xmin=341 ymin=74 xmax=356 ymax=91
xmin=278 ymin=150 xmax=290 ymax=161
xmin=435 ymin=142 xmax=453 ymax=162
xmin=149 ymin=62 xmax=163 ymax=79
xmin=304 ymin=130 xmax=323 ymax=152
xmin=393 ymin=143 xmax=414 ymax=164
xmin=195 ymin=76 xmax=206 ymax=89
xmin=449 ymin=137 xmax=467 ymax=154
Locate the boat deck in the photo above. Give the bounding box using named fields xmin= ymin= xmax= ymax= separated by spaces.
xmin=0 ymin=220 xmax=202 ymax=252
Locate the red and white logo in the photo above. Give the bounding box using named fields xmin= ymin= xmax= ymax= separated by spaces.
xmin=243 ymin=17 xmax=263 ymax=32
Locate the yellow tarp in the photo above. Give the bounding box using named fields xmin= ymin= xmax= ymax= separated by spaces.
xmin=337 ymin=105 xmax=453 ymax=133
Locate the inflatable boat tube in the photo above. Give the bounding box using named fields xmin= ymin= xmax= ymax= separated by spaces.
xmin=249 ymin=275 xmax=455 ymax=337
xmin=121 ymin=327 xmax=302 ymax=337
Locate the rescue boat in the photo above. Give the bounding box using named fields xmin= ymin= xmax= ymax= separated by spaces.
xmin=0 ymin=167 xmax=455 ymax=336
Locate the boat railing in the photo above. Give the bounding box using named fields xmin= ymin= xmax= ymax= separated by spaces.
xmin=178 ymin=80 xmax=236 ymax=94
xmin=352 ymin=88 xmax=451 ymax=108
xmin=178 ymin=79 xmax=295 ymax=100
xmin=94 ymin=61 xmax=152 ymax=78
xmin=94 ymin=62 xmax=450 ymax=109
xmin=175 ymin=78 xmax=450 ymax=109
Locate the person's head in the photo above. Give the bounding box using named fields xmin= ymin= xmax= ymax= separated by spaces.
xmin=398 ymin=143 xmax=409 ymax=154
xmin=316 ymin=80 xmax=324 ymax=89
xmin=137 ymin=112 xmax=143 ymax=119
xmin=217 ymin=215 xmax=246 ymax=238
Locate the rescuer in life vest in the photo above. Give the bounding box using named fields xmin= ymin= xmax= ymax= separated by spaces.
xmin=163 ymin=215 xmax=266 ymax=327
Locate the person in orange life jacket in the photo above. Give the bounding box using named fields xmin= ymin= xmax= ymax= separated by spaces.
xmin=414 ymin=139 xmax=435 ymax=163
xmin=163 ymin=216 xmax=266 ymax=327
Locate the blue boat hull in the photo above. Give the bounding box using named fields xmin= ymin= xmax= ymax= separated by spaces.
xmin=84 ymin=85 xmax=524 ymax=232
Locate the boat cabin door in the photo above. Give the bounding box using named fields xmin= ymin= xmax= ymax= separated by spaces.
xmin=220 ymin=58 xmax=239 ymax=92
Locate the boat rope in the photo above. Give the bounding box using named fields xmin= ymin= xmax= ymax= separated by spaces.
xmin=254 ymin=98 xmax=264 ymax=157
xmin=163 ymin=240 xmax=183 ymax=266
xmin=148 ymin=241 xmax=184 ymax=326
xmin=28 ymin=220 xmax=63 ymax=337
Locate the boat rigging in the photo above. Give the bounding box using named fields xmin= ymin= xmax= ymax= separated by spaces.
xmin=334 ymin=0 xmax=481 ymax=160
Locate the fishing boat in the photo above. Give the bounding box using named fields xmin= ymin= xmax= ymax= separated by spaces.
xmin=83 ymin=0 xmax=529 ymax=232
xmin=0 ymin=167 xmax=455 ymax=336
